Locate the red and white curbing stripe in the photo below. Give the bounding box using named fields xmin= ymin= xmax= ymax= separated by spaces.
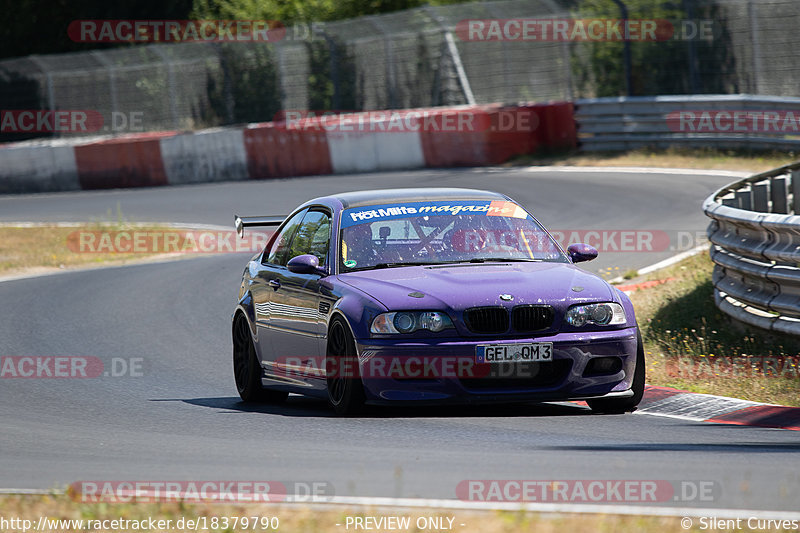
xmin=0 ymin=102 xmax=576 ymax=194
xmin=634 ymin=385 xmax=800 ymax=431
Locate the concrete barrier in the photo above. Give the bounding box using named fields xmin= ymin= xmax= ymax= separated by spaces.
xmin=161 ymin=128 xmax=249 ymax=185
xmin=327 ymin=115 xmax=426 ymax=174
xmin=244 ymin=123 xmax=332 ymax=178
xmin=0 ymin=144 xmax=80 ymax=193
xmin=75 ymin=133 xmax=175 ymax=190
xmin=0 ymin=102 xmax=576 ymax=193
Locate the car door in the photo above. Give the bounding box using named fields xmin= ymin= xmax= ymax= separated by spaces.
xmin=250 ymin=209 xmax=307 ymax=375
xmin=267 ymin=208 xmax=333 ymax=387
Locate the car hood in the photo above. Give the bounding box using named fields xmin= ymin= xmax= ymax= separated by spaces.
xmin=338 ymin=261 xmax=615 ymax=311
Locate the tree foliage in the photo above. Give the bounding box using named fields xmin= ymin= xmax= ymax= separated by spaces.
xmin=571 ymin=0 xmax=735 ymax=96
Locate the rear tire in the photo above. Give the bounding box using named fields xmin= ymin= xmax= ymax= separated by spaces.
xmin=233 ymin=314 xmax=288 ymax=404
xmin=326 ymin=317 xmax=365 ymax=416
xmin=587 ymin=329 xmax=645 ymax=414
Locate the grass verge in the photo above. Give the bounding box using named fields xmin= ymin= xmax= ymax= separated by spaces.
xmin=625 ymin=253 xmax=800 ymax=406
xmin=0 ymin=494 xmax=755 ymax=533
xmin=510 ymin=147 xmax=797 ymax=173
xmin=0 ymin=221 xmax=253 ymax=278
xmin=0 ymin=224 xmax=168 ymax=277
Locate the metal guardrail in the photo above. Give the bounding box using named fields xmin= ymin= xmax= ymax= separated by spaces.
xmin=576 ymin=94 xmax=800 ymax=151
xmin=703 ymin=161 xmax=800 ymax=335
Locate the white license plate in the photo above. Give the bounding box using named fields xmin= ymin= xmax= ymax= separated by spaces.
xmin=476 ymin=343 xmax=553 ymax=364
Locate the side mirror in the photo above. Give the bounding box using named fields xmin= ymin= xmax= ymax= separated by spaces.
xmin=287 ymin=254 xmax=327 ymax=276
xmin=567 ymin=243 xmax=598 ymax=263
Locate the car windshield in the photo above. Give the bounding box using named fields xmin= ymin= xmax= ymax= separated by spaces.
xmin=340 ymin=200 xmax=567 ymax=271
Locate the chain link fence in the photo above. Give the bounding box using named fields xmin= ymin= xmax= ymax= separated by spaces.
xmin=1 ymin=0 xmax=799 ymax=142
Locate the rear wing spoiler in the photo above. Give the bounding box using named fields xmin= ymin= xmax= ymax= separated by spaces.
xmin=234 ymin=215 xmax=286 ymax=238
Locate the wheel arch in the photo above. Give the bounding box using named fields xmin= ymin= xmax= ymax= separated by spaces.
xmin=326 ymin=309 xmax=359 ymax=348
xmin=232 ymin=291 xmax=257 ymax=340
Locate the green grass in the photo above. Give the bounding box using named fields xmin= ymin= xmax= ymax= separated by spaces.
xmin=627 ymin=253 xmax=800 ymax=406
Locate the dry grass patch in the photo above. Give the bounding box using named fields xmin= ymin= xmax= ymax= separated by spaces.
xmin=625 ymin=253 xmax=800 ymax=406
xmin=0 ymin=224 xmax=165 ymax=276
xmin=511 ymin=147 xmax=796 ymax=173
xmin=0 ymin=494 xmax=765 ymax=533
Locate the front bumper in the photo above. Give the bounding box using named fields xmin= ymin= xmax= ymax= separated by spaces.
xmin=354 ymin=327 xmax=639 ymax=404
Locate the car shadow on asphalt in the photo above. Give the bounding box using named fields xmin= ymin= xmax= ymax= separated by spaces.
xmin=538 ymin=440 xmax=800 ymax=453
xmin=178 ymin=395 xmax=594 ymax=418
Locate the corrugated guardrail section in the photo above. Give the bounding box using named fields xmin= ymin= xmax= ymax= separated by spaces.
xmin=576 ymin=95 xmax=800 ymax=151
xmin=703 ymin=161 xmax=800 ymax=334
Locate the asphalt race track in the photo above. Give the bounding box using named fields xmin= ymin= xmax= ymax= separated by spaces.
xmin=1 ymin=167 xmax=798 ymax=513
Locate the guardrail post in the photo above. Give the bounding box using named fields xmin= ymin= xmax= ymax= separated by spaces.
xmin=771 ymin=177 xmax=788 ymax=214
xmin=735 ymin=190 xmax=752 ymax=210
xmin=792 ymin=170 xmax=800 ymax=215
xmin=752 ymin=183 xmax=769 ymax=212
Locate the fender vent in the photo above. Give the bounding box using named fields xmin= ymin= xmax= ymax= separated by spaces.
xmin=319 ymin=301 xmax=331 ymax=314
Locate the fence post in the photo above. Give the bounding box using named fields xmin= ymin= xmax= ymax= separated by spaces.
xmin=212 ymin=43 xmax=235 ymax=125
xmin=319 ymin=26 xmax=341 ymax=111
xmin=541 ymin=0 xmax=574 ymax=100
xmin=151 ymin=46 xmax=179 ymax=130
xmin=683 ymin=0 xmax=700 ymax=94
xmin=611 ymin=0 xmax=633 ymax=96
xmin=424 ymin=6 xmax=476 ymax=106
xmin=91 ymin=51 xmax=118 ymax=122
xmin=748 ymin=0 xmax=764 ymax=94
xmin=369 ymin=17 xmax=397 ymax=109
xmin=28 ymin=56 xmax=56 ymax=136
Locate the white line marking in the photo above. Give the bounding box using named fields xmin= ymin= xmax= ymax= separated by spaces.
xmin=637 ymin=244 xmax=709 ymax=276
xmin=0 ymin=488 xmax=54 ymax=494
xmin=285 ymin=496 xmax=800 ymax=520
xmin=522 ymin=166 xmax=752 ymax=178
xmin=0 ymin=222 xmax=239 ymax=284
xmin=0 ymin=253 xmax=223 ymax=284
xmin=1 ymin=489 xmax=798 ymax=520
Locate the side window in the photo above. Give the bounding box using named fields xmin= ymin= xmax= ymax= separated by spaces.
xmin=264 ymin=209 xmax=307 ymax=266
xmin=287 ymin=210 xmax=332 ymax=265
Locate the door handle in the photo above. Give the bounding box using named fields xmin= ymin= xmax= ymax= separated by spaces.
xmin=268 ymin=279 xmax=281 ymax=290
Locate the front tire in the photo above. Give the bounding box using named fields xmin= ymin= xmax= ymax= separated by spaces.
xmin=587 ymin=329 xmax=645 ymax=414
xmin=233 ymin=314 xmax=288 ymax=404
xmin=326 ymin=317 xmax=365 ymax=416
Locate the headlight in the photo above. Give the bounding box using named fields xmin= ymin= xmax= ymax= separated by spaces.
xmin=565 ymin=303 xmax=626 ymax=327
xmin=370 ymin=311 xmax=454 ymax=334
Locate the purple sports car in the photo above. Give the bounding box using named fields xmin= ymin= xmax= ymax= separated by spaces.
xmin=232 ymin=188 xmax=644 ymax=415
